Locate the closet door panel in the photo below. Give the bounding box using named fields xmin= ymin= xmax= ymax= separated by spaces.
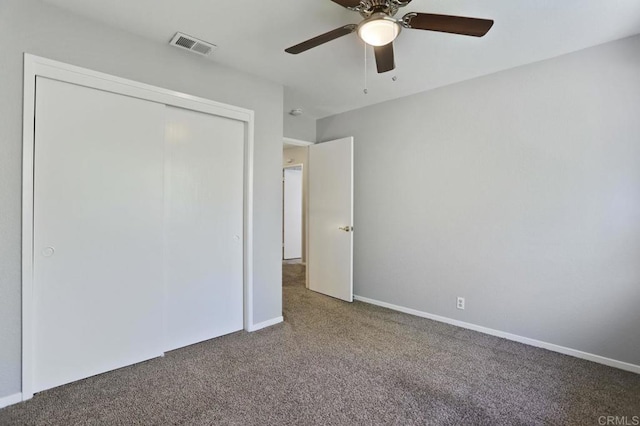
xmin=33 ymin=77 xmax=165 ymax=392
xmin=164 ymin=106 xmax=244 ymax=351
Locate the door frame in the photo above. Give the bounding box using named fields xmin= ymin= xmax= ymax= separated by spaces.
xmin=21 ymin=54 xmax=256 ymax=401
xmin=282 ymin=164 xmax=304 ymax=260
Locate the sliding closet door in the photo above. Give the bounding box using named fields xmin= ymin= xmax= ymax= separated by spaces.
xmin=33 ymin=78 xmax=165 ymax=392
xmin=164 ymin=106 xmax=244 ymax=351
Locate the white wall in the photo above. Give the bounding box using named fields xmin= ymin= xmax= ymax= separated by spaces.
xmin=0 ymin=0 xmax=283 ymax=398
xmin=283 ymin=147 xmax=309 ymax=262
xmin=317 ymin=35 xmax=640 ymax=368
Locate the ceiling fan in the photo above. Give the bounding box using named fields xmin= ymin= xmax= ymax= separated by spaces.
xmin=285 ymin=0 xmax=494 ymax=73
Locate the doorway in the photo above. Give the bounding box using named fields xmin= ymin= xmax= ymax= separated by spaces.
xmin=281 ymin=137 xmax=354 ymax=303
xmin=283 ymin=165 xmax=303 ymax=260
xmin=282 ymin=138 xmax=312 ymax=266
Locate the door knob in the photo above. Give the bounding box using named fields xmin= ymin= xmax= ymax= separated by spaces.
xmin=338 ymin=226 xmax=353 ymax=232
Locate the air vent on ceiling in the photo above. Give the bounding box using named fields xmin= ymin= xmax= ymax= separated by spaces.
xmin=169 ymin=32 xmax=217 ymax=57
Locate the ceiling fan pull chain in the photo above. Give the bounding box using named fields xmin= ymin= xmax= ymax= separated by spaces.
xmin=363 ymin=42 xmax=368 ymax=95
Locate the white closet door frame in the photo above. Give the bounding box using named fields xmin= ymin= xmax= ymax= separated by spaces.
xmin=21 ymin=54 xmax=256 ymax=401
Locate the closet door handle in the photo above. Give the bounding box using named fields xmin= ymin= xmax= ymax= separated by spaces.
xmin=42 ymin=247 xmax=55 ymax=257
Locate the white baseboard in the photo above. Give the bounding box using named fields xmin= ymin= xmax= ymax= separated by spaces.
xmin=354 ymin=295 xmax=640 ymax=375
xmin=247 ymin=316 xmax=283 ymax=332
xmin=0 ymin=392 xmax=22 ymax=409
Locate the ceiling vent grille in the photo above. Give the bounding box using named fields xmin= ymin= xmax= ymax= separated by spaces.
xmin=169 ymin=32 xmax=217 ymax=56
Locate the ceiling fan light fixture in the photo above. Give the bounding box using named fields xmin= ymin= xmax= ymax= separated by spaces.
xmin=357 ymin=14 xmax=401 ymax=46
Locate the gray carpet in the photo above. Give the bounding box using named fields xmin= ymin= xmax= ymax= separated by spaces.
xmin=1 ymin=263 xmax=639 ymax=425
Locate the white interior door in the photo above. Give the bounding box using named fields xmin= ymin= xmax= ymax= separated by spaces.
xmin=33 ymin=77 xmax=165 ymax=392
xmin=164 ymin=106 xmax=244 ymax=352
xmin=308 ymin=137 xmax=354 ymax=302
xmin=283 ymin=167 xmax=303 ymax=259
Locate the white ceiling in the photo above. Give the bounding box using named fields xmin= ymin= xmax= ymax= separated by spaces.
xmin=42 ymin=0 xmax=640 ymax=118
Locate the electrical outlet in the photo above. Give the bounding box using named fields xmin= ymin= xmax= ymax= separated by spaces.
xmin=456 ymin=297 xmax=465 ymax=310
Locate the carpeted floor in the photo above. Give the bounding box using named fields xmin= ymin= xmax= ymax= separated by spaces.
xmin=1 ymin=263 xmax=639 ymax=425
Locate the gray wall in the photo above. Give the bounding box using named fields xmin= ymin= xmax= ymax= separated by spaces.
xmin=318 ymin=35 xmax=640 ymax=367
xmin=284 ymin=112 xmax=317 ymax=142
xmin=0 ymin=0 xmax=283 ymax=398
xmin=284 ymin=87 xmax=317 ymax=142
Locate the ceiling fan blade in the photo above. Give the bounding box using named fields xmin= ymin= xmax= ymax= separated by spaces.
xmin=374 ymin=43 xmax=395 ymax=73
xmin=403 ymin=13 xmax=494 ymax=37
xmin=329 ymin=0 xmax=362 ymax=9
xmin=285 ymin=24 xmax=357 ymax=54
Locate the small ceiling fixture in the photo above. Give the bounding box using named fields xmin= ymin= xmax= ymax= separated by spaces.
xmin=289 ymin=108 xmax=304 ymax=116
xmin=357 ymin=13 xmax=401 ymax=46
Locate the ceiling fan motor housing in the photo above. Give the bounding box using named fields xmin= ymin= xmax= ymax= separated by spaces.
xmin=354 ymin=0 xmax=412 ymax=17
